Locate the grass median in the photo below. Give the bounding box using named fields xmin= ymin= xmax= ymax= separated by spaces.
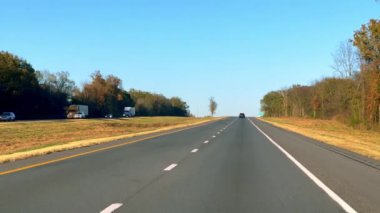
xmin=0 ymin=117 xmax=219 ymax=163
xmin=259 ymin=117 xmax=380 ymax=160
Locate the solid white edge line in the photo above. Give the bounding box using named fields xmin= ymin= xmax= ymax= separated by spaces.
xmin=248 ymin=119 xmax=357 ymax=213
xmin=191 ymin=149 xmax=199 ymax=153
xmin=100 ymin=203 xmax=123 ymax=213
xmin=164 ymin=163 xmax=178 ymax=171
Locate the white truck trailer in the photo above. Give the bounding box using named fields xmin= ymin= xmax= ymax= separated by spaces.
xmin=67 ymin=105 xmax=89 ymax=119
xmin=123 ymin=107 xmax=136 ymax=117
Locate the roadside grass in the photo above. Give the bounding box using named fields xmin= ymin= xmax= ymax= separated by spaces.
xmin=259 ymin=117 xmax=380 ymax=160
xmin=0 ymin=117 xmax=215 ymax=156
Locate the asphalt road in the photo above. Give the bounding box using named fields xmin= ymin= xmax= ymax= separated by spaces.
xmin=0 ymin=117 xmax=379 ymax=213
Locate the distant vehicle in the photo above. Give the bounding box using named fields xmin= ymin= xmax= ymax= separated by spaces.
xmin=105 ymin=114 xmax=113 ymax=119
xmin=67 ymin=105 xmax=88 ymax=119
xmin=123 ymin=107 xmax=135 ymax=117
xmin=0 ymin=112 xmax=16 ymax=121
xmin=73 ymin=112 xmax=86 ymax=119
xmin=239 ymin=113 xmax=245 ymax=118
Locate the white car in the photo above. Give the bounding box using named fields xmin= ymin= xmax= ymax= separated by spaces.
xmin=105 ymin=114 xmax=113 ymax=119
xmin=0 ymin=112 xmax=16 ymax=121
xmin=73 ymin=112 xmax=86 ymax=119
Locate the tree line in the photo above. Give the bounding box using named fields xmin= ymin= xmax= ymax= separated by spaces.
xmin=0 ymin=52 xmax=189 ymax=119
xmin=261 ymin=19 xmax=380 ymax=128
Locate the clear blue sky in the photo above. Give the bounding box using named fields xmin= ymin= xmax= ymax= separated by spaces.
xmin=1 ymin=0 xmax=379 ymax=116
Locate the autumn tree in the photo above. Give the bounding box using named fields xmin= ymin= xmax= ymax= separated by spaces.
xmin=279 ymin=89 xmax=289 ymax=117
xmin=287 ymin=85 xmax=313 ymax=117
xmin=261 ymin=92 xmax=283 ymax=117
xmin=170 ymin=97 xmax=189 ymax=116
xmin=209 ymin=97 xmax=217 ymax=116
xmin=261 ymin=79 xmax=357 ymax=124
xmin=354 ymin=19 xmax=380 ymax=63
xmin=0 ymin=52 xmax=76 ymax=119
xmin=0 ymin=51 xmax=39 ymax=111
xmin=0 ymin=51 xmax=42 ymax=118
xmin=129 ymin=89 xmax=189 ymax=116
xmin=261 ymin=19 xmax=380 ymax=128
xmin=313 ymin=78 xmax=357 ymax=121
xmin=0 ymin=51 xmax=191 ymax=119
xmin=75 ymin=71 xmax=133 ymax=117
xmin=353 ymin=19 xmax=380 ymax=127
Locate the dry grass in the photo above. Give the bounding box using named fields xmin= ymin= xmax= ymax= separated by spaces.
xmin=0 ymin=117 xmax=216 ymax=157
xmin=259 ymin=117 xmax=380 ymax=160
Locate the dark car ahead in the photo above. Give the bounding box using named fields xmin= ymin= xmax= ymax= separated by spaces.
xmin=0 ymin=112 xmax=16 ymax=121
xmin=239 ymin=113 xmax=245 ymax=118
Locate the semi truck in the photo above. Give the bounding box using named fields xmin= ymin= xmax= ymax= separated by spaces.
xmin=123 ymin=107 xmax=135 ymax=117
xmin=67 ymin=105 xmax=89 ymax=119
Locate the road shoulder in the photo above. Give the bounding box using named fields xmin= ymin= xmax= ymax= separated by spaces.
xmin=256 ymin=117 xmax=380 ymax=170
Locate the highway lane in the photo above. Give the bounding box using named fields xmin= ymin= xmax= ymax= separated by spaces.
xmin=0 ymin=118 xmax=234 ymax=212
xmin=119 ymin=118 xmax=343 ymax=213
xmin=0 ymin=117 xmax=379 ymax=212
xmin=252 ymin=118 xmax=380 ymax=212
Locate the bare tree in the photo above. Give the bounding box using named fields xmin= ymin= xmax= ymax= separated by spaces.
xmin=331 ymin=40 xmax=359 ymax=78
xmin=209 ymin=97 xmax=217 ymax=116
xmin=36 ymin=70 xmax=76 ymax=95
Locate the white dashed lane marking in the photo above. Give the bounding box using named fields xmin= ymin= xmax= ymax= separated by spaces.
xmin=100 ymin=203 xmax=123 ymax=213
xmin=164 ymin=164 xmax=178 ymax=171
